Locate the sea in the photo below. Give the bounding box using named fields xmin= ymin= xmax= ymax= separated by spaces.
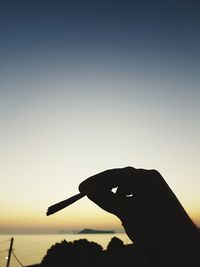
xmin=0 ymin=233 xmax=131 ymax=267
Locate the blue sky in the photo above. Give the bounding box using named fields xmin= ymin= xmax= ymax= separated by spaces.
xmin=0 ymin=0 xmax=199 ymax=233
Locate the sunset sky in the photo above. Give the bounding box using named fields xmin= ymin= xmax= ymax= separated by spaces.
xmin=0 ymin=0 xmax=199 ymax=234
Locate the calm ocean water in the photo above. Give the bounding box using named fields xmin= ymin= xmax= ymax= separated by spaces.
xmin=0 ymin=233 xmax=131 ymax=267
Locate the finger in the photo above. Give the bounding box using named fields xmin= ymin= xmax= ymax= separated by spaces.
xmin=116 ymin=184 xmax=134 ymax=197
xmin=79 ymin=167 xmax=135 ymax=194
xmin=79 ymin=167 xmax=167 ymax=204
xmin=86 ymin=190 xmax=123 ymax=216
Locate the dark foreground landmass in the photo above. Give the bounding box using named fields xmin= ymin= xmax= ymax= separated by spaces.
xmin=25 ymin=229 xmax=200 ymax=267
xmin=28 ymin=237 xmax=160 ymax=267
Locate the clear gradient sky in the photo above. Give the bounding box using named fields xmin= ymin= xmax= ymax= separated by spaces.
xmin=0 ymin=0 xmax=199 ymax=234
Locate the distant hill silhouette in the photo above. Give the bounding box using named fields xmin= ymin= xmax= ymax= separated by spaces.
xmin=78 ymin=228 xmax=115 ymax=234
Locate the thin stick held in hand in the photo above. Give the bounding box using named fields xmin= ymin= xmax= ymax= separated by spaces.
xmin=46 ymin=193 xmax=85 ymax=216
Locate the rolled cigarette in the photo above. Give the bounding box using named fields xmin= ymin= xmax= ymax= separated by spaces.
xmin=46 ymin=193 xmax=85 ymax=216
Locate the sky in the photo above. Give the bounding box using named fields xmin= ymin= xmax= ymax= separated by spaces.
xmin=0 ymin=0 xmax=199 ymax=234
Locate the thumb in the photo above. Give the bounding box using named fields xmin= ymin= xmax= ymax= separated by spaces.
xmin=86 ymin=190 xmax=121 ymax=216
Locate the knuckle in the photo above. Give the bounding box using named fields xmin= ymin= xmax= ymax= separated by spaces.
xmin=123 ymin=166 xmax=135 ymax=174
xmin=150 ymin=169 xmax=160 ymax=176
xmin=149 ymin=169 xmax=164 ymax=182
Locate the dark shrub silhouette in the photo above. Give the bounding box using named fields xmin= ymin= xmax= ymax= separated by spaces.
xmin=105 ymin=237 xmax=153 ymax=267
xmin=107 ymin=236 xmax=124 ymax=252
xmin=41 ymin=239 xmax=103 ymax=267
xmin=40 ymin=237 xmax=160 ymax=267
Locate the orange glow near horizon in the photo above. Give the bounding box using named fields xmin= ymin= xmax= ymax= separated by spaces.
xmin=1 ymin=205 xmax=123 ymax=234
xmin=1 ymin=185 xmax=200 ymax=234
xmin=1 ymin=202 xmax=199 ymax=234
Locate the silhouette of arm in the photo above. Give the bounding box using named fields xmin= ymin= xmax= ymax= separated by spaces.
xmin=79 ymin=167 xmax=200 ymax=267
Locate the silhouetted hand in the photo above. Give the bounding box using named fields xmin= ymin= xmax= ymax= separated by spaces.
xmin=79 ymin=167 xmax=199 ymax=266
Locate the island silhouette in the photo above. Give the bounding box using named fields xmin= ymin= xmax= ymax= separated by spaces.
xmin=78 ymin=228 xmax=115 ymax=234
